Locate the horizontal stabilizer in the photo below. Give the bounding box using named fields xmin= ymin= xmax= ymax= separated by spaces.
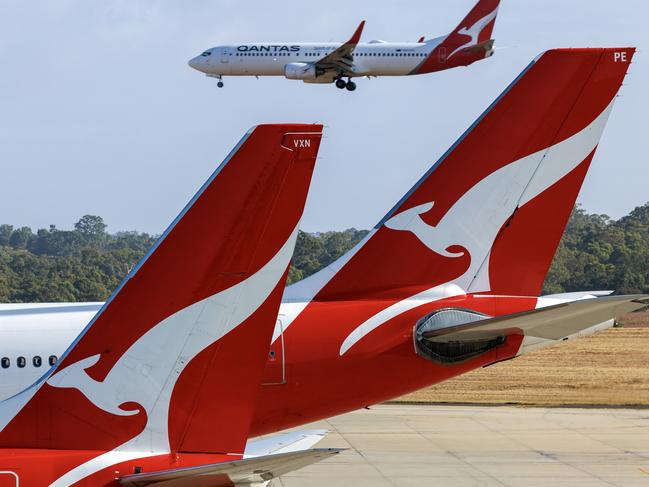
xmin=541 ymin=290 xmax=613 ymax=300
xmin=244 ymin=429 xmax=328 ymax=457
xmin=423 ymin=295 xmax=649 ymax=343
xmin=119 ymin=448 xmax=342 ymax=486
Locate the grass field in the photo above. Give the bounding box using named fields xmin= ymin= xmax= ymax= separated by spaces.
xmin=396 ymin=311 xmax=649 ymax=407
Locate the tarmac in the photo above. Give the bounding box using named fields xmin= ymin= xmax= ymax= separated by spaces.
xmin=277 ymin=404 xmax=649 ymax=487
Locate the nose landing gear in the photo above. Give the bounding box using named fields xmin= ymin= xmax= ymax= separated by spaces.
xmin=207 ymin=74 xmax=225 ymax=88
xmin=335 ymin=77 xmax=357 ymax=92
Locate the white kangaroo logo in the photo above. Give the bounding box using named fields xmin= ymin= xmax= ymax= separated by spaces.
xmin=384 ymin=202 xmax=465 ymax=258
xmin=47 ymin=354 xmax=139 ymax=417
xmin=447 ymin=7 xmax=499 ymax=59
xmin=339 ymin=102 xmax=616 ymax=355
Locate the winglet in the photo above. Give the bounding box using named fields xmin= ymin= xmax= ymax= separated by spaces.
xmin=347 ymin=20 xmax=365 ymax=46
xmin=418 ymin=36 xmax=425 ymax=43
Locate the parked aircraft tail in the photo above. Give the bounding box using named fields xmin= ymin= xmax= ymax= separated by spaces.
xmin=287 ymin=48 xmax=635 ymax=306
xmin=0 ymin=124 xmax=323 ymax=484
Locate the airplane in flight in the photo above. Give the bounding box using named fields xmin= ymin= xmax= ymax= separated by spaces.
xmin=0 ymin=124 xmax=341 ymax=485
xmin=0 ymin=48 xmax=646 ymax=450
xmin=188 ymin=0 xmax=500 ymax=91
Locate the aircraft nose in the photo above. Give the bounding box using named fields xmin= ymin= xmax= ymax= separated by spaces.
xmin=188 ymin=56 xmax=204 ymax=71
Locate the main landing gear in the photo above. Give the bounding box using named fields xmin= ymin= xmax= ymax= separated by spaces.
xmin=335 ymin=77 xmax=357 ymax=92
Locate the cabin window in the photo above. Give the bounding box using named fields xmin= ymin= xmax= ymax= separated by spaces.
xmin=49 ymin=355 xmax=58 ymax=366
xmin=17 ymin=356 xmax=26 ymax=368
xmin=33 ymin=356 xmax=42 ymax=367
xmin=1 ymin=358 xmax=9 ymax=369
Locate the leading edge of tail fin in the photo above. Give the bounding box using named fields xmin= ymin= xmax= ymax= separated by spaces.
xmin=287 ymin=48 xmax=634 ymax=304
xmin=0 ymin=124 xmax=322 ymax=456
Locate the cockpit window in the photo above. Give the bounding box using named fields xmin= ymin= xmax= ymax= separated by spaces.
xmin=201 ymin=51 xmax=212 ymax=57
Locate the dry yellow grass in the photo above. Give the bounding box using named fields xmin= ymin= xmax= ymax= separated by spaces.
xmin=396 ymin=311 xmax=649 ymax=406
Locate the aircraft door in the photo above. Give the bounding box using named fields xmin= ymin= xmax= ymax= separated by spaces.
xmin=439 ymin=46 xmax=447 ymax=63
xmin=221 ymin=47 xmax=231 ymax=63
xmin=262 ymin=319 xmax=285 ymax=385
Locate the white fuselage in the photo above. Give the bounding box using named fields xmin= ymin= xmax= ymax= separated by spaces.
xmin=189 ymin=39 xmax=443 ymax=79
xmin=0 ymin=300 xmax=304 ymax=400
xmin=0 ymin=303 xmax=102 ymax=399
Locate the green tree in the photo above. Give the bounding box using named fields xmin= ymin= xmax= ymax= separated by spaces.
xmin=9 ymin=227 xmax=33 ymax=249
xmin=74 ymin=215 xmax=107 ymax=243
xmin=0 ymin=225 xmax=13 ymax=246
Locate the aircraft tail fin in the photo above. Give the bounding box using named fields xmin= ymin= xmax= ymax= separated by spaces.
xmin=0 ymin=124 xmax=322 ymax=457
xmin=287 ymin=48 xmax=634 ymax=306
xmin=416 ymin=0 xmax=499 ymax=73
xmin=448 ymin=0 xmax=500 ymax=45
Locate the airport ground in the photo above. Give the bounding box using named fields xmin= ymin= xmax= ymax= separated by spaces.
xmin=279 ymin=404 xmax=649 ymax=486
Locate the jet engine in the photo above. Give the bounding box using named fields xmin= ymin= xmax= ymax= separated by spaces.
xmin=284 ymin=63 xmax=318 ymax=80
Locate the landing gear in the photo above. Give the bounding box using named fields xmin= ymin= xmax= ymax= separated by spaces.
xmin=211 ymin=74 xmax=224 ymax=88
xmin=207 ymin=73 xmax=225 ymax=87
xmin=335 ymin=77 xmax=357 ymax=91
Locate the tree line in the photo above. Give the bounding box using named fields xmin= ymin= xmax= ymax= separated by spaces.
xmin=0 ymin=204 xmax=647 ymax=303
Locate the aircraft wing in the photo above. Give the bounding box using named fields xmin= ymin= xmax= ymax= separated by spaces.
xmin=314 ymin=20 xmax=365 ymax=75
xmin=118 ymin=448 xmax=342 ymax=486
xmin=422 ymin=294 xmax=649 ymax=343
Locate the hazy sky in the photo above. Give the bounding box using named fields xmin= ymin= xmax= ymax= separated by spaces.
xmin=1 ymin=0 xmax=647 ymax=234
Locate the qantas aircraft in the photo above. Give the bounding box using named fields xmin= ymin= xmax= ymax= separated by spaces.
xmin=0 ymin=47 xmax=647 ymax=467
xmin=188 ymin=0 xmax=500 ymax=90
xmin=0 ymin=124 xmax=342 ymax=485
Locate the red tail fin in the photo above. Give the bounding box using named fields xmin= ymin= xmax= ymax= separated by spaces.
xmin=415 ymin=0 xmax=500 ymax=73
xmin=0 ymin=124 xmax=322 ymax=464
xmin=448 ymin=0 xmax=500 ymax=48
xmin=288 ymin=49 xmax=634 ymax=305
